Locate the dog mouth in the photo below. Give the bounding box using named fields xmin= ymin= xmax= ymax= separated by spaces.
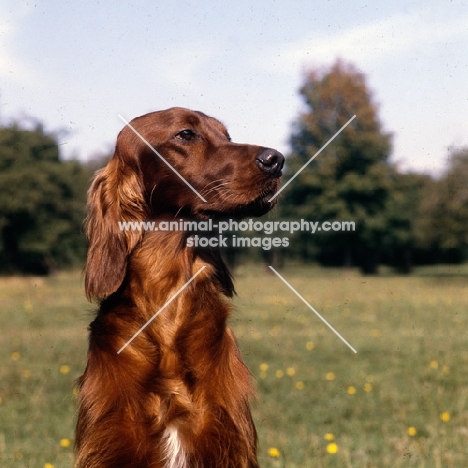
xmin=196 ymin=191 xmax=277 ymax=219
xmin=256 ymin=184 xmax=279 ymax=203
xmin=248 ymin=189 xmax=276 ymax=209
xmin=242 ymin=190 xmax=278 ymax=215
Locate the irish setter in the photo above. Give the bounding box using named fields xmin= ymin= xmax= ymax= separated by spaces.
xmin=75 ymin=107 xmax=284 ymax=468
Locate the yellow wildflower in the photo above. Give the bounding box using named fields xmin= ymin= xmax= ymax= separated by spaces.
xmin=326 ymin=442 xmax=339 ymax=454
xmin=440 ymin=411 xmax=450 ymax=422
xmin=60 ymin=365 xmax=70 ymax=374
xmin=60 ymin=438 xmax=71 ymax=448
xmin=363 ymin=383 xmax=373 ymax=393
xmin=268 ymin=447 xmax=280 ymax=458
xmin=295 ymin=381 xmax=304 ymax=390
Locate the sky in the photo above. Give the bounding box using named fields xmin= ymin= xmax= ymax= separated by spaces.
xmin=0 ymin=0 xmax=467 ymax=175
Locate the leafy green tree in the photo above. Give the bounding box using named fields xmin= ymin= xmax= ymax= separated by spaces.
xmin=415 ymin=147 xmax=468 ymax=263
xmin=0 ymin=122 xmax=92 ymax=274
xmin=380 ymin=172 xmax=433 ymax=272
xmin=282 ymin=60 xmax=393 ymax=273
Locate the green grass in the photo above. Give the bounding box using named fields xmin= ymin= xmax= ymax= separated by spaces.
xmin=1 ymin=265 xmax=468 ymax=467
xmin=0 ymin=273 xmax=89 ymax=467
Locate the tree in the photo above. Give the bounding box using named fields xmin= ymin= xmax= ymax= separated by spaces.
xmin=282 ymin=60 xmax=393 ymax=273
xmin=415 ymin=147 xmax=468 ymax=263
xmin=0 ymin=122 xmax=92 ymax=274
xmin=380 ymin=172 xmax=433 ymax=272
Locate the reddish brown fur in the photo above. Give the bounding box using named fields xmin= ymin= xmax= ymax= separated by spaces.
xmin=75 ymin=107 xmax=283 ymax=468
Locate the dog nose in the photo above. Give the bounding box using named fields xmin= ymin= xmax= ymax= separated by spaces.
xmin=255 ymin=149 xmax=285 ymax=176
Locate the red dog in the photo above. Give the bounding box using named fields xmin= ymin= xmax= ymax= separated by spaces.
xmin=75 ymin=108 xmax=284 ymax=467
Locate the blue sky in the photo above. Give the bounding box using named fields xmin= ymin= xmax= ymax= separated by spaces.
xmin=1 ymin=0 xmax=467 ymax=174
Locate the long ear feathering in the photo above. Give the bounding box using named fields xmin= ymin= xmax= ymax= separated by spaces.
xmin=84 ymin=145 xmax=147 ymax=301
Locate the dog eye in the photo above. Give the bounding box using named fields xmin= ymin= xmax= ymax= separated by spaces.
xmin=176 ymin=129 xmax=196 ymax=141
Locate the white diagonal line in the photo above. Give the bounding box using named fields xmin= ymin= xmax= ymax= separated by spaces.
xmin=118 ymin=114 xmax=207 ymax=202
xmin=117 ymin=266 xmax=206 ymax=354
xmin=268 ymin=266 xmax=357 ymax=353
xmin=268 ymin=115 xmax=356 ymax=202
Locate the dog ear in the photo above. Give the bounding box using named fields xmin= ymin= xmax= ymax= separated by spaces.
xmin=84 ymin=149 xmax=146 ymax=300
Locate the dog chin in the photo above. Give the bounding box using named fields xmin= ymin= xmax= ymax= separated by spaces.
xmin=234 ymin=196 xmax=277 ymax=217
xmin=196 ymin=200 xmax=274 ymax=219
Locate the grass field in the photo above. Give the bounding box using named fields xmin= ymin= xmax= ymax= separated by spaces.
xmin=1 ymin=263 xmax=468 ymax=467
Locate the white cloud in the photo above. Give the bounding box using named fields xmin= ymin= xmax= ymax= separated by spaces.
xmin=0 ymin=2 xmax=37 ymax=83
xmin=260 ymin=10 xmax=468 ymax=75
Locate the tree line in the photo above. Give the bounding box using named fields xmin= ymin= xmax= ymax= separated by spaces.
xmin=0 ymin=60 xmax=467 ymax=275
xmin=0 ymin=123 xmax=93 ymax=274
xmin=276 ymin=60 xmax=468 ymax=274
